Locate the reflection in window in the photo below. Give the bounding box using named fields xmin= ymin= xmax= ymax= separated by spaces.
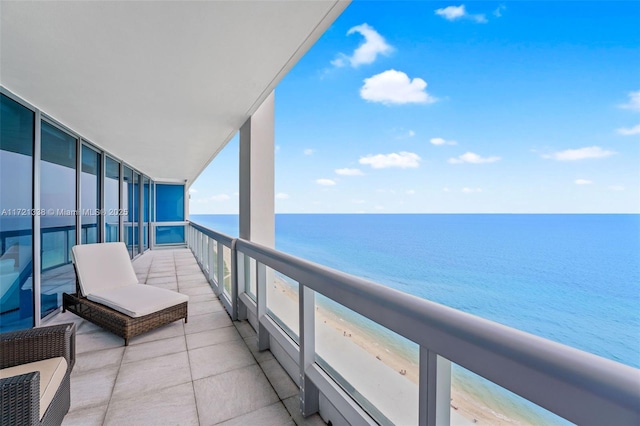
xmin=105 ymin=156 xmax=120 ymax=243
xmin=133 ymin=172 xmax=140 ymax=257
xmin=81 ymin=145 xmax=101 ymax=244
xmin=143 ymin=176 xmax=150 ymax=251
xmin=123 ymin=166 xmax=138 ymax=258
xmin=155 ymin=184 xmax=185 ymax=245
xmin=156 ymin=184 xmax=185 ymax=222
xmin=40 ymin=121 xmax=76 ymax=318
xmin=0 ymin=94 xmax=34 ymax=332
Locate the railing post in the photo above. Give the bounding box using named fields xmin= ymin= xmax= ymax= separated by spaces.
xmin=256 ymin=261 xmax=269 ymax=351
xmin=194 ymin=231 xmax=199 ymax=259
xmin=216 ymin=241 xmax=224 ymax=297
xmin=236 ymin=249 xmax=248 ymax=320
xmin=419 ymin=347 xmax=451 ymax=426
xmin=299 ymin=284 xmax=319 ymax=416
xmin=200 ymin=232 xmax=206 ymax=267
xmin=205 ymin=235 xmax=209 ymax=270
xmin=230 ymin=239 xmax=238 ymax=320
xmin=207 ymin=237 xmax=215 ymax=283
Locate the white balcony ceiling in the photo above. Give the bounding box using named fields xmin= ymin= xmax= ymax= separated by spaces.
xmin=0 ymin=1 xmax=348 ymax=183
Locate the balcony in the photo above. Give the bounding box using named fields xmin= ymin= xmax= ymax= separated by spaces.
xmin=46 ymin=247 xmax=323 ymax=425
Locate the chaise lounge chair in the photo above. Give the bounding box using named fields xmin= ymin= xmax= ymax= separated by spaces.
xmin=62 ymin=242 xmax=188 ymax=345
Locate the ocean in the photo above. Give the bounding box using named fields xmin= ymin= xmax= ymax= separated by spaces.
xmin=190 ymin=213 xmax=640 ymax=422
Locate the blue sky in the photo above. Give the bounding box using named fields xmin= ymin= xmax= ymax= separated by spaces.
xmin=190 ymin=1 xmax=640 ymax=214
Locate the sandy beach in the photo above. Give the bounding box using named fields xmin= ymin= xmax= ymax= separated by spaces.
xmin=266 ymin=272 xmax=541 ymax=425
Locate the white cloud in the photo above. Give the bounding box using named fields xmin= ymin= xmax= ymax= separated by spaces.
xmin=435 ymin=5 xmax=466 ymax=20
xmin=541 ymin=146 xmax=616 ymax=161
xmin=443 ymin=187 xmax=450 ymax=192
xmin=332 ymin=23 xmax=393 ymax=68
xmin=609 ymin=185 xmax=625 ymax=191
xmin=316 ymin=179 xmax=336 ymax=186
xmin=430 ymin=137 xmax=457 ymax=146
xmin=406 ymin=189 xmax=416 ymax=195
xmin=211 ymin=194 xmax=230 ymax=202
xmin=351 ymin=199 xmax=366 ymax=204
xmin=360 ymin=70 xmax=436 ymax=105
xmin=574 ymin=179 xmax=593 ymax=185
xmin=335 ymin=168 xmax=364 ymax=176
xmin=395 ymin=129 xmax=416 ymax=139
xmin=275 ymin=193 xmax=289 ymax=200
xmin=448 ymin=152 xmax=501 ymax=164
xmin=275 ymin=145 xmax=281 ymax=152
xmin=303 ymin=148 xmax=315 ymax=155
xmin=616 ymin=124 xmax=640 ymax=136
xmin=359 ymin=151 xmax=421 ymax=169
xmin=619 ymin=90 xmax=640 ymax=111
xmin=189 ymin=188 xmax=198 ymax=194
xmin=374 ymin=205 xmax=385 ymax=210
xmin=435 ymin=5 xmax=487 ymax=23
xmin=462 ymin=187 xmax=483 ymax=193
xmin=493 ymin=5 xmax=506 ymax=17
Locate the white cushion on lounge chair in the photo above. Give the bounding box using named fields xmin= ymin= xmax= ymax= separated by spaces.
xmin=0 ymin=357 xmax=68 ymax=420
xmin=87 ymin=284 xmax=189 ymax=318
xmin=71 ymin=242 xmax=139 ymax=296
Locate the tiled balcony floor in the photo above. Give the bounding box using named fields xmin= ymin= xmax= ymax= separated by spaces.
xmin=45 ymin=248 xmax=325 ymax=426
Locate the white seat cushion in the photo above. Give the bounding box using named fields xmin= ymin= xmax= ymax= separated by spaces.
xmin=87 ymin=284 xmax=189 ymax=318
xmin=0 ymin=357 xmax=68 ymax=420
xmin=72 ymin=242 xmax=139 ymax=296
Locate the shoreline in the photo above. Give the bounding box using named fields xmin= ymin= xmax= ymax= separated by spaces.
xmin=268 ymin=273 xmax=546 ymax=425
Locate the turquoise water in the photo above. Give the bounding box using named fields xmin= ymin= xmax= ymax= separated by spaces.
xmin=190 ymin=213 xmax=640 ymax=421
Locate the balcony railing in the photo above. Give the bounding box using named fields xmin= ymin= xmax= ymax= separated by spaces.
xmin=187 ymin=221 xmax=640 ymax=426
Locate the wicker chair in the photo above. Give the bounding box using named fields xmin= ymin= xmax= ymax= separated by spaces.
xmin=0 ymin=323 xmax=76 ymax=426
xmin=63 ymin=242 xmax=188 ymax=345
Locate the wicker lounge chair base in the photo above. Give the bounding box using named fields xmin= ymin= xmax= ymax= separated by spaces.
xmin=63 ymin=292 xmax=187 ymax=346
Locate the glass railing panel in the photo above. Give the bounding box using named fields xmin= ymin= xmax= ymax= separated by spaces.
xmin=266 ymin=268 xmax=299 ymax=343
xmin=40 ymin=226 xmax=75 ymax=318
xmin=314 ymin=295 xmax=419 ymax=425
xmin=222 ymin=245 xmax=232 ymax=297
xmin=0 ymin=233 xmax=33 ymax=332
xmin=450 ymin=364 xmax=572 ymax=425
xmin=155 ymin=225 xmax=185 ymax=245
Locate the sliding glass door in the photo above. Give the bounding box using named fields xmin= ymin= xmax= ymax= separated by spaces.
xmin=0 ymin=94 xmax=34 ymax=332
xmin=40 ymin=121 xmax=76 ymax=318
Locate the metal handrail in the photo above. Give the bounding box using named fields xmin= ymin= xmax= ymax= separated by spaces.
xmin=188 ymin=221 xmax=233 ymax=247
xmin=189 ymin=222 xmax=640 ymax=425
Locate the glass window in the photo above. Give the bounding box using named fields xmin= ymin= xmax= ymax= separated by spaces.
xmin=104 ymin=156 xmax=120 ymax=243
xmin=81 ymin=145 xmax=101 ymax=244
xmin=0 ymin=94 xmax=34 ymax=332
xmin=156 ymin=184 xmax=184 ymax=222
xmin=123 ymin=166 xmax=134 ymax=258
xmin=133 ymin=171 xmax=140 ymax=257
xmin=40 ymin=121 xmax=76 ymax=319
xmin=155 ymin=184 xmax=185 ymax=245
xmin=143 ymin=176 xmax=150 ymax=251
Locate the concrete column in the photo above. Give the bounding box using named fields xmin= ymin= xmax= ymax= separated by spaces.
xmin=239 ymin=91 xmax=275 ymax=247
